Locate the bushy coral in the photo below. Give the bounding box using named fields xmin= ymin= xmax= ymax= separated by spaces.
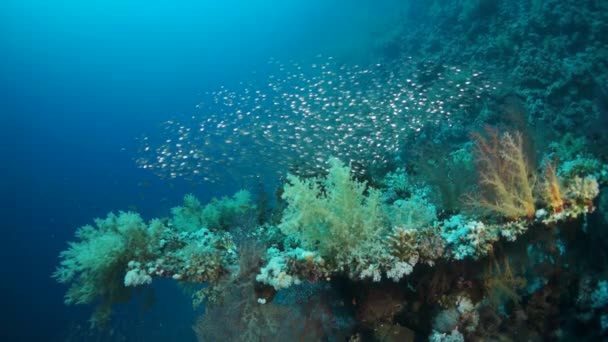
xmin=170 ymin=194 xmax=205 ymax=232
xmin=53 ymin=193 xmax=248 ymax=326
xmin=279 ymin=158 xmax=386 ymax=261
xmin=171 ymin=190 xmax=254 ymax=232
xmin=387 ymin=186 xmax=438 ymax=230
xmin=382 ymin=167 xmax=411 ymax=194
xmin=559 ymin=156 xmax=603 ymax=179
xmin=52 ymin=211 xmax=164 ymax=326
xmin=440 ymin=215 xmax=498 ymax=260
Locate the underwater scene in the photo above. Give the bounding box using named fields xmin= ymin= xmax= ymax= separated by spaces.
xmin=4 ymin=0 xmax=608 ymax=341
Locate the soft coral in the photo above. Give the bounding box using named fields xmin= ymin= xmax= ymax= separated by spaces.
xmin=469 ymin=126 xmax=536 ymax=220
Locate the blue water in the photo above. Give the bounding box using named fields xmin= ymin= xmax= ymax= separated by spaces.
xmin=2 ymin=0 xmax=403 ymax=340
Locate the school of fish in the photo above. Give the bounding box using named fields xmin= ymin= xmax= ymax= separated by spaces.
xmin=136 ymin=56 xmax=498 ymax=185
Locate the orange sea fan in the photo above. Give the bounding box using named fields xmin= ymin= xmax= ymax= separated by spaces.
xmin=541 ymin=159 xmax=564 ymax=212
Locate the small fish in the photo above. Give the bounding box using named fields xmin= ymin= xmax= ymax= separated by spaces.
xmin=136 ymin=56 xmax=496 ymax=184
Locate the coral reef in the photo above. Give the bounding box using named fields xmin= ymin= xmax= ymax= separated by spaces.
xmin=53 ymin=1 xmax=608 ymax=339
xmin=55 ymin=132 xmax=605 ymax=339
xmin=53 ymin=192 xmax=254 ymax=325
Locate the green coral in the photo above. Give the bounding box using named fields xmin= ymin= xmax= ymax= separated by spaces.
xmin=387 ymin=188 xmax=437 ymax=230
xmin=278 ymin=158 xmax=386 ymax=262
xmin=170 ymin=194 xmax=205 ymax=232
xmin=170 ymin=190 xmax=255 ymax=232
xmin=382 ymin=167 xmax=411 ymax=193
xmin=53 ymin=192 xmax=250 ymax=326
xmin=52 ymin=211 xmax=163 ymax=327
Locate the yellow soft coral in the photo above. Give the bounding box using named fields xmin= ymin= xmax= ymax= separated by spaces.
xmin=541 ymin=160 xmax=564 ymax=213
xmin=469 ymin=127 xmax=536 ymax=220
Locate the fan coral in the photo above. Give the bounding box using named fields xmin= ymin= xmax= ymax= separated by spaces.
xmin=469 ymin=127 xmax=536 ymax=220
xmin=540 ymin=160 xmax=564 ymax=213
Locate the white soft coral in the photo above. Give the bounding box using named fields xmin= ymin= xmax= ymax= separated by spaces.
xmin=256 ymin=247 xmax=302 ymax=290
xmin=124 ymin=261 xmax=152 ymax=287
